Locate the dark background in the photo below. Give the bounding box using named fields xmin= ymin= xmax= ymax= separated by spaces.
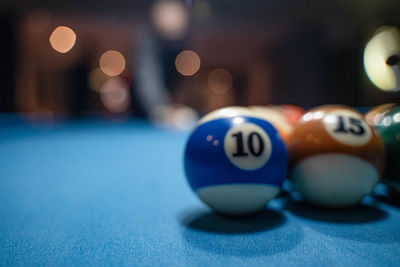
xmin=1 ymin=0 xmax=400 ymax=118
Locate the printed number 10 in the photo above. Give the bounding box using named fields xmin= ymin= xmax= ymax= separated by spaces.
xmin=232 ymin=131 xmax=264 ymax=157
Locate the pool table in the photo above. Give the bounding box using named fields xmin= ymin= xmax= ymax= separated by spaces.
xmin=1 ymin=116 xmax=399 ymax=266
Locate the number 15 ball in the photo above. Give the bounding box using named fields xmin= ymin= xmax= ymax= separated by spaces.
xmin=184 ymin=111 xmax=288 ymax=215
xmin=288 ymin=105 xmax=385 ymax=207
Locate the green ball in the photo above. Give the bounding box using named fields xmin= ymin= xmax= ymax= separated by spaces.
xmin=376 ymin=106 xmax=400 ymax=191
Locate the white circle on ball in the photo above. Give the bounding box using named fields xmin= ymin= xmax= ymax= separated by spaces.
xmin=224 ymin=122 xmax=272 ymax=170
xmin=323 ymin=109 xmax=372 ymax=146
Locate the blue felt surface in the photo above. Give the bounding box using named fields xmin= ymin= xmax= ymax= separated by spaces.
xmin=0 ymin=119 xmax=400 ymax=266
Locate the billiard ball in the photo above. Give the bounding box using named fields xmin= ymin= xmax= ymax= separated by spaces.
xmin=276 ymin=104 xmax=306 ymax=126
xmin=373 ymin=105 xmax=400 ymax=193
xmin=365 ymin=103 xmax=396 ymax=127
xmin=288 ymin=105 xmax=385 ymax=207
xmin=184 ymin=110 xmax=288 ymax=215
xmin=249 ymin=105 xmax=293 ymax=144
xmin=198 ymin=106 xmax=255 ymax=124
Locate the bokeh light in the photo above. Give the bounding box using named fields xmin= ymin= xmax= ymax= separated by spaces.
xmin=88 ymin=68 xmax=109 ymax=92
xmin=364 ymin=26 xmax=400 ymax=92
xmin=99 ymin=50 xmax=126 ymax=77
xmin=49 ymin=26 xmax=77 ymax=53
xmin=208 ymin=68 xmax=233 ymax=94
xmin=151 ymin=0 xmax=189 ymax=40
xmin=100 ymin=77 xmax=130 ymax=113
xmin=175 ymin=50 xmax=201 ymax=76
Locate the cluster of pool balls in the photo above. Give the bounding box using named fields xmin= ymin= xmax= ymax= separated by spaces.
xmin=184 ymin=104 xmax=400 ymax=215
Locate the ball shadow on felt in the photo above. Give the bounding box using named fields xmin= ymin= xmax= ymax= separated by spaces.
xmin=284 ymin=197 xmax=400 ymax=244
xmin=180 ymin=207 xmax=285 ymax=233
xmin=285 ymin=197 xmax=388 ymax=224
xmin=372 ymin=192 xmax=400 ymax=209
xmin=177 ymin=207 xmax=303 ymax=257
xmin=371 ymin=183 xmax=400 ymax=209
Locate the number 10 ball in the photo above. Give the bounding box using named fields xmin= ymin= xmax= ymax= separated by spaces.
xmin=184 ymin=111 xmax=288 ymax=215
xmin=288 ymin=105 xmax=385 ymax=207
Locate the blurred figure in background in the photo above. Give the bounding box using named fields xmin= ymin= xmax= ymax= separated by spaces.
xmin=133 ymin=0 xmax=199 ymax=130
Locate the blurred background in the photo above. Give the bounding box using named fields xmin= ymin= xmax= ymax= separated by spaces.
xmin=1 ymin=0 xmax=400 ymax=124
